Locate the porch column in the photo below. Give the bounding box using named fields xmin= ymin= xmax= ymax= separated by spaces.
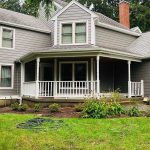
xmin=20 ymin=62 xmax=25 ymax=104
xmin=54 ymin=59 xmax=57 ymax=96
xmin=128 ymin=60 xmax=131 ymax=98
xmin=91 ymin=58 xmax=94 ymax=94
xmin=36 ymin=57 xmax=40 ymax=99
xmin=96 ymin=55 xmax=100 ymax=98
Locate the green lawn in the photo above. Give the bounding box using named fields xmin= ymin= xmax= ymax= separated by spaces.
xmin=0 ymin=114 xmax=149 ymax=150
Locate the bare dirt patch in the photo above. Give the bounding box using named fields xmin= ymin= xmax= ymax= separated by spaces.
xmin=0 ymin=106 xmax=81 ymax=118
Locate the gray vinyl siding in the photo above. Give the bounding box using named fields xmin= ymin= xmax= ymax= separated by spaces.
xmin=131 ymin=60 xmax=150 ymax=96
xmin=57 ymin=3 xmax=91 ymax=45
xmin=0 ymin=26 xmax=51 ymax=97
xmin=0 ymin=26 xmax=51 ymax=63
xmin=95 ymin=26 xmax=137 ymax=51
xmin=0 ymin=63 xmax=20 ymax=96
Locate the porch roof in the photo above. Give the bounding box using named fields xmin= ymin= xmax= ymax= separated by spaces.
xmin=17 ymin=45 xmax=143 ymax=63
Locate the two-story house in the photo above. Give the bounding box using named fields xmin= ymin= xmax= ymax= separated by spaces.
xmin=0 ymin=0 xmax=149 ymax=102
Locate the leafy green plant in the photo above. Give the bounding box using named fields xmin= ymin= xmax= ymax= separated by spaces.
xmin=108 ymin=102 xmax=125 ymax=116
xmin=11 ymin=102 xmax=19 ymax=111
xmin=33 ymin=104 xmax=41 ymax=112
xmin=128 ymin=106 xmax=141 ymax=117
xmin=146 ymin=99 xmax=150 ymax=105
xmin=49 ymin=103 xmax=60 ymax=113
xmin=74 ymin=103 xmax=84 ymax=112
xmin=17 ymin=104 xmax=28 ymax=112
xmin=82 ymin=98 xmax=109 ymax=118
xmin=111 ymin=89 xmax=121 ymax=102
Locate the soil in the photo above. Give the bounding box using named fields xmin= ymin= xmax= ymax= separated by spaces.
xmin=0 ymin=106 xmax=81 ymax=118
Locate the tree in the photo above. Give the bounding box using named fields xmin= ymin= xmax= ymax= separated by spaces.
xmin=0 ymin=0 xmax=39 ymax=17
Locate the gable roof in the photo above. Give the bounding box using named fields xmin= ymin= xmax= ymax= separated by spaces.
xmin=126 ymin=32 xmax=150 ymax=58
xmin=51 ymin=0 xmax=98 ymax=20
xmin=0 ymin=8 xmax=50 ymax=33
xmin=54 ymin=0 xmax=68 ymax=7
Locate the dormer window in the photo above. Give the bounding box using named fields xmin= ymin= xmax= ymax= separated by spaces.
xmin=75 ymin=23 xmax=86 ymax=43
xmin=60 ymin=21 xmax=87 ymax=45
xmin=1 ymin=27 xmax=15 ymax=49
xmin=62 ymin=24 xmax=72 ymax=44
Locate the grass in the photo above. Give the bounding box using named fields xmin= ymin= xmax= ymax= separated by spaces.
xmin=0 ymin=114 xmax=149 ymax=150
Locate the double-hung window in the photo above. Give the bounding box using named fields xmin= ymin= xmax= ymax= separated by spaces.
xmin=0 ymin=64 xmax=13 ymax=88
xmin=1 ymin=27 xmax=14 ymax=49
xmin=61 ymin=22 xmax=87 ymax=44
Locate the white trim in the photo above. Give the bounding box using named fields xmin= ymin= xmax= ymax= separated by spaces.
xmin=20 ymin=62 xmax=24 ymax=96
xmin=59 ymin=20 xmax=89 ymax=45
xmin=0 ymin=63 xmax=14 ymax=89
xmin=91 ymin=18 xmax=96 ymax=45
xmin=51 ymin=0 xmax=98 ymax=21
xmin=0 ymin=26 xmax=15 ymax=49
xmin=35 ymin=57 xmax=40 ymax=98
xmin=96 ymin=22 xmax=141 ymax=37
xmin=59 ymin=61 xmax=88 ymax=81
xmin=128 ymin=60 xmax=131 ymax=98
xmin=0 ymin=21 xmax=50 ymax=34
xmin=54 ymin=20 xmax=58 ymax=45
xmin=54 ymin=1 xmax=63 ymax=9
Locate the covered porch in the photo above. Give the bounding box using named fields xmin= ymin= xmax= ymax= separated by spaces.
xmin=21 ymin=54 xmax=144 ymax=100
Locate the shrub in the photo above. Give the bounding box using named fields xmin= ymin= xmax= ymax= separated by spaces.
xmin=108 ymin=102 xmax=125 ymax=116
xmin=82 ymin=98 xmax=109 ymax=118
xmin=33 ymin=104 xmax=41 ymax=112
xmin=146 ymin=99 xmax=150 ymax=105
xmin=111 ymin=89 xmax=121 ymax=102
xmin=49 ymin=103 xmax=60 ymax=112
xmin=127 ymin=106 xmax=141 ymax=117
xmin=18 ymin=104 xmax=28 ymax=112
xmin=11 ymin=102 xmax=19 ymax=111
xmin=74 ymin=103 xmax=84 ymax=112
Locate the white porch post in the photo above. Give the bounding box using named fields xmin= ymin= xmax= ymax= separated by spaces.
xmin=141 ymin=80 xmax=144 ymax=97
xmin=54 ymin=59 xmax=57 ymax=96
xmin=35 ymin=57 xmax=40 ymax=99
xmin=91 ymin=58 xmax=94 ymax=95
xmin=20 ymin=62 xmax=25 ymax=104
xmin=128 ymin=60 xmax=131 ymax=98
xmin=96 ymin=55 xmax=100 ymax=98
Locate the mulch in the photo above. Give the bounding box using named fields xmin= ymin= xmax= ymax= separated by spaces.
xmin=0 ymin=106 xmax=81 ymax=118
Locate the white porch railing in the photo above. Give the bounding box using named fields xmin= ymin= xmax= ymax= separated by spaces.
xmin=39 ymin=81 xmax=98 ymax=98
xmin=129 ymin=80 xmax=144 ymax=97
xmin=23 ymin=81 xmax=36 ymax=97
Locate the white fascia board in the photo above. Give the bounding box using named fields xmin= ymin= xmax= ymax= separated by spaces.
xmin=54 ymin=1 xmax=63 ymax=9
xmin=96 ymin=21 xmax=141 ymax=37
xmin=0 ymin=21 xmax=51 ymax=34
xmin=51 ymin=0 xmax=98 ymax=21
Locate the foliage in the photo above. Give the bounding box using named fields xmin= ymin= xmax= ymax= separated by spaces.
xmin=49 ymin=103 xmax=60 ymax=112
xmin=107 ymin=102 xmax=125 ymax=116
xmin=128 ymin=106 xmax=141 ymax=117
xmin=33 ymin=104 xmax=41 ymax=112
xmin=146 ymin=98 xmax=150 ymax=105
xmin=11 ymin=102 xmax=19 ymax=111
xmin=18 ymin=104 xmax=29 ymax=112
xmin=111 ymin=89 xmax=121 ymax=102
xmin=74 ymin=103 xmax=84 ymax=112
xmin=0 ymin=0 xmax=39 ymax=17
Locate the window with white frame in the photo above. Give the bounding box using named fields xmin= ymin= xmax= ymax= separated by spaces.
xmin=1 ymin=27 xmax=14 ymax=49
xmin=0 ymin=64 xmax=13 ymax=88
xmin=61 ymin=22 xmax=87 ymax=44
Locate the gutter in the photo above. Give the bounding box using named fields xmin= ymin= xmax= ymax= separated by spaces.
xmin=96 ymin=21 xmax=141 ymax=37
xmin=0 ymin=21 xmax=51 ymax=34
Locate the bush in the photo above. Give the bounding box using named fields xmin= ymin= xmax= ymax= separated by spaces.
xmin=49 ymin=103 xmax=60 ymax=112
xmin=74 ymin=103 xmax=84 ymax=112
xmin=108 ymin=102 xmax=125 ymax=116
xmin=82 ymin=98 xmax=109 ymax=118
xmin=127 ymin=106 xmax=141 ymax=117
xmin=111 ymin=89 xmax=121 ymax=102
xmin=146 ymin=99 xmax=150 ymax=105
xmin=18 ymin=104 xmax=28 ymax=112
xmin=11 ymin=102 xmax=19 ymax=111
xmin=33 ymin=104 xmax=41 ymax=112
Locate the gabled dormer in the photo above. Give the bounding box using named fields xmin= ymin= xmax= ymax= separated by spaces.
xmin=51 ymin=0 xmax=98 ymax=46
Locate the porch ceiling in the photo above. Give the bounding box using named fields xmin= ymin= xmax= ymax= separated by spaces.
xmin=17 ymin=46 xmax=142 ymax=63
